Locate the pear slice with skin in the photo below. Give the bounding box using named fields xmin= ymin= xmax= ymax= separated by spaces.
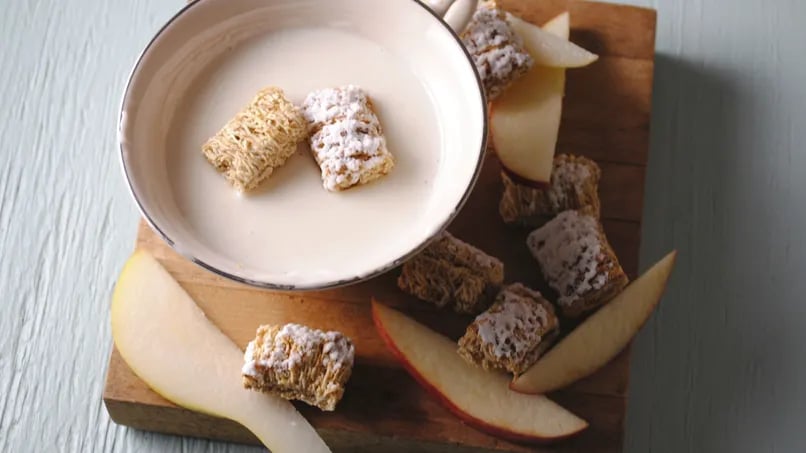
xmin=372 ymin=301 xmax=588 ymax=443
xmin=511 ymin=251 xmax=677 ymax=395
xmin=507 ymin=12 xmax=597 ymax=67
xmin=491 ymin=12 xmax=571 ymax=187
xmin=111 ymin=251 xmax=331 ymax=453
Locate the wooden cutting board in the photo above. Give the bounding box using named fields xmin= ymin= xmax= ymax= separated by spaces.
xmin=103 ymin=1 xmax=656 ymax=451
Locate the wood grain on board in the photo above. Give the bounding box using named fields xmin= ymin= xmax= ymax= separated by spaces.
xmin=103 ymin=0 xmax=656 ymax=451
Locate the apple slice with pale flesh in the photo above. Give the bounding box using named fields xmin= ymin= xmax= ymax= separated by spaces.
xmin=507 ymin=13 xmax=597 ymax=67
xmin=111 ymin=251 xmax=331 ymax=453
xmin=491 ymin=12 xmax=571 ymax=187
xmin=371 ymin=301 xmax=588 ymax=443
xmin=511 ymin=251 xmax=678 ymax=395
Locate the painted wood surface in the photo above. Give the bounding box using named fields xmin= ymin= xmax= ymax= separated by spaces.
xmin=1 ymin=0 xmax=806 ymax=453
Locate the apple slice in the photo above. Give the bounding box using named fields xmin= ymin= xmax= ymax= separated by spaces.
xmin=371 ymin=301 xmax=587 ymax=443
xmin=507 ymin=13 xmax=597 ymax=67
xmin=111 ymin=251 xmax=330 ymax=453
xmin=490 ymin=13 xmax=570 ymax=187
xmin=511 ymin=251 xmax=677 ymax=395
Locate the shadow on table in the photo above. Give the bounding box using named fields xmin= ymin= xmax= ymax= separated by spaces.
xmin=626 ymin=53 xmax=801 ymax=452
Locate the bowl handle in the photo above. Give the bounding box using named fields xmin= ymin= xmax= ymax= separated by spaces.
xmin=422 ymin=0 xmax=478 ymax=33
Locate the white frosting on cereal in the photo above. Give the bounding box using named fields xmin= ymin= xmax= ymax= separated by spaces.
xmin=545 ymin=159 xmax=593 ymax=210
xmin=241 ymin=323 xmax=354 ymax=376
xmin=476 ymin=284 xmax=551 ymax=359
xmin=242 ymin=340 xmax=259 ymax=377
xmin=527 ymin=210 xmax=610 ymax=308
xmin=301 ymin=85 xmax=393 ymax=191
xmin=461 ymin=4 xmax=533 ymax=98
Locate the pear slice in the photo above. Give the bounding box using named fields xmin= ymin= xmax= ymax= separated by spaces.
xmin=542 ymin=11 xmax=571 ymax=39
xmin=507 ymin=13 xmax=597 ymax=67
xmin=371 ymin=301 xmax=587 ymax=443
xmin=511 ymin=251 xmax=677 ymax=394
xmin=111 ymin=251 xmax=330 ymax=452
xmin=490 ymin=12 xmax=571 ymax=187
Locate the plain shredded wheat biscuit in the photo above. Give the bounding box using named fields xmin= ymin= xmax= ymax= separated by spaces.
xmin=242 ymin=324 xmax=355 ymax=412
xmin=397 ymin=232 xmax=504 ymax=314
xmin=458 ymin=283 xmax=559 ymax=375
xmin=202 ymin=87 xmax=307 ymax=192
xmin=500 ymin=154 xmax=602 ymax=226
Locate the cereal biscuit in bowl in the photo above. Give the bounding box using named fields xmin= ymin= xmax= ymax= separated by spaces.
xmin=301 ymin=85 xmax=394 ymax=192
xmin=202 ymin=87 xmax=307 ymax=192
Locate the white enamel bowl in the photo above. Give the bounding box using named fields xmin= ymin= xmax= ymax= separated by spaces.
xmin=119 ymin=0 xmax=487 ymax=290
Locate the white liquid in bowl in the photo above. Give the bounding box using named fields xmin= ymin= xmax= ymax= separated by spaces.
xmin=168 ymin=28 xmax=445 ymax=284
xmin=123 ymin=0 xmax=485 ymax=288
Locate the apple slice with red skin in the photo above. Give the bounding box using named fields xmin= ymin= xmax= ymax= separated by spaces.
xmin=371 ymin=301 xmax=588 ymax=444
xmin=511 ymin=251 xmax=678 ymax=395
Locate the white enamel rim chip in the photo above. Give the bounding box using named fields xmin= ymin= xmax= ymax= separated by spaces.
xmin=118 ymin=0 xmax=488 ymax=290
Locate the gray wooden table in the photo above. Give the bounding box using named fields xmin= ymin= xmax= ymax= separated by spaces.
xmin=2 ymin=0 xmax=804 ymax=452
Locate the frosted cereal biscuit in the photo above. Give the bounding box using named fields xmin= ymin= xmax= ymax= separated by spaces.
xmin=500 ymin=154 xmax=602 ymax=226
xmin=461 ymin=1 xmax=534 ymax=100
xmin=242 ymin=324 xmax=355 ymax=411
xmin=527 ymin=207 xmax=628 ymax=318
xmin=202 ymin=87 xmax=307 ymax=192
xmin=301 ymin=86 xmax=394 ymax=191
xmin=397 ymin=232 xmax=504 ymax=315
xmin=458 ymin=283 xmax=559 ymax=375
